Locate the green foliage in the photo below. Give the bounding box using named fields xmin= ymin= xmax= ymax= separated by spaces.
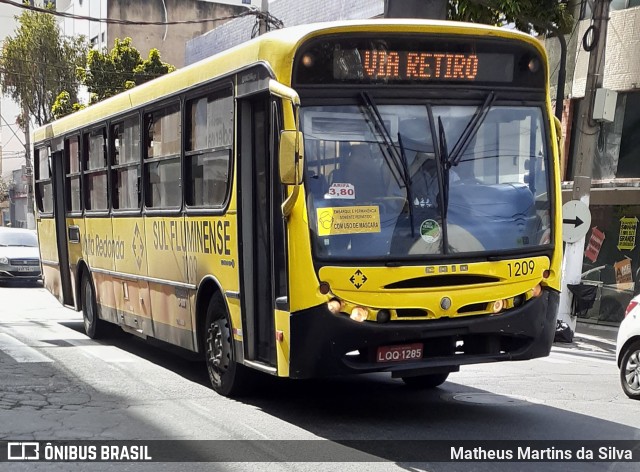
xmin=0 ymin=7 xmax=87 ymax=127
xmin=0 ymin=178 xmax=8 ymax=203
xmin=51 ymin=90 xmax=85 ymax=120
xmin=449 ymin=1 xmax=573 ymax=34
xmin=78 ymin=38 xmax=175 ymax=104
xmin=134 ymin=49 xmax=176 ymax=83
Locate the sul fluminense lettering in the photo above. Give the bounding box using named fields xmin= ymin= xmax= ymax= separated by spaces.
xmin=152 ymin=220 xmax=231 ymax=256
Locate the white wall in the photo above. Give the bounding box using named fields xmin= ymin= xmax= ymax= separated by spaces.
xmin=0 ymin=2 xmax=27 ymax=180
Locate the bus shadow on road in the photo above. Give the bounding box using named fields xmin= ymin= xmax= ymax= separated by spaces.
xmin=51 ymin=319 xmax=640 ymax=471
xmin=58 ymin=320 xmax=210 ymax=387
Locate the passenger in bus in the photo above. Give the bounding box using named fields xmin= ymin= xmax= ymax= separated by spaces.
xmin=332 ymin=143 xmax=387 ymax=202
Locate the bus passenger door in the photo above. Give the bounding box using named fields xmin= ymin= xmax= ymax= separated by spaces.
xmin=51 ymin=150 xmax=74 ymax=306
xmin=238 ymin=94 xmax=288 ymax=367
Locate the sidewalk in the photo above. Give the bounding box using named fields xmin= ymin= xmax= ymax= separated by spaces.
xmin=561 ymin=320 xmax=618 ymax=355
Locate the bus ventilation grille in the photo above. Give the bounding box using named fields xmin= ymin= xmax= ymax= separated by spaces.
xmin=384 ymin=275 xmax=499 ymax=289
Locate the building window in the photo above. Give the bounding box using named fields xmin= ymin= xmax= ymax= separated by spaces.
xmin=112 ymin=116 xmax=141 ymax=210
xmin=144 ymin=103 xmax=181 ymax=208
xmin=185 ymin=87 xmax=233 ymax=207
xmin=84 ymin=128 xmax=108 ymax=211
xmin=34 ymin=147 xmax=53 ymax=214
xmin=65 ymin=136 xmax=82 ymax=213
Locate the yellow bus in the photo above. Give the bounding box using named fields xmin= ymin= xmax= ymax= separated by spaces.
xmin=34 ymin=19 xmax=563 ymax=396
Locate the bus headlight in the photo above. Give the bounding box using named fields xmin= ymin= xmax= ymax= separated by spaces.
xmin=327 ymin=298 xmax=344 ymax=315
xmin=531 ymin=284 xmax=543 ymax=298
xmin=492 ymin=299 xmax=505 ymax=313
xmin=350 ymin=306 xmax=368 ymax=322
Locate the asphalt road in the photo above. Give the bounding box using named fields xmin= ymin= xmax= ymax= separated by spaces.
xmin=0 ymin=281 xmax=638 ymax=472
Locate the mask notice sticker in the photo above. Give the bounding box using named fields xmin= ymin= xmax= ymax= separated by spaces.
xmin=316 ymin=206 xmax=381 ymax=236
xmin=419 ymin=219 xmax=441 ymax=243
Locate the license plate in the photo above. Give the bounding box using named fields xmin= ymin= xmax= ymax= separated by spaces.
xmin=15 ymin=266 xmax=38 ymax=272
xmin=376 ymin=343 xmax=423 ymax=363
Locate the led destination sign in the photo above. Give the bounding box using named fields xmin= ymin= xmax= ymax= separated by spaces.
xmin=294 ymin=36 xmax=545 ymax=88
xmin=334 ymin=49 xmax=512 ymax=82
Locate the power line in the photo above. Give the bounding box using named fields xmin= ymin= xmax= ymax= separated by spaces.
xmin=0 ymin=0 xmax=283 ymax=29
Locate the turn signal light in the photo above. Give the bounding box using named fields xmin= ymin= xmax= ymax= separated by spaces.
xmin=319 ymin=282 xmax=331 ymax=295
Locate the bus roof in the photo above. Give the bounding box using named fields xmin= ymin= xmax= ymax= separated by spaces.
xmin=33 ymin=19 xmax=544 ymax=143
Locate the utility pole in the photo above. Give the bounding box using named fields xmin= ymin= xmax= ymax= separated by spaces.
xmin=558 ymin=0 xmax=612 ymax=334
xmin=258 ymin=0 xmax=269 ymax=35
xmin=384 ymin=0 xmax=447 ymax=19
xmin=22 ymin=104 xmax=34 ymax=229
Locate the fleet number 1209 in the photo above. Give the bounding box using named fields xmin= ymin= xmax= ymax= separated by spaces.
xmin=507 ymin=260 xmax=535 ymax=277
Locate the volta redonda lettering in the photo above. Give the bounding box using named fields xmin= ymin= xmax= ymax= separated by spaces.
xmin=361 ymin=50 xmax=478 ymax=80
xmin=152 ymin=220 xmax=231 ymax=256
xmin=83 ymin=234 xmax=125 ymax=260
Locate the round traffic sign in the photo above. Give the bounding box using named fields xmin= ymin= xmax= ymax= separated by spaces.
xmin=562 ymin=200 xmax=591 ymax=243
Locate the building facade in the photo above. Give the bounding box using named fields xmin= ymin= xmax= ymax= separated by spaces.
xmin=546 ymin=1 xmax=640 ymax=324
xmin=55 ymin=0 xmax=248 ymax=68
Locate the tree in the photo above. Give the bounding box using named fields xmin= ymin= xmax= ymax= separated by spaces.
xmin=77 ymin=37 xmax=175 ymax=104
xmin=51 ymin=91 xmax=86 ymax=120
xmin=0 ymin=178 xmax=8 ymax=203
xmin=449 ymin=1 xmax=573 ymax=34
xmin=0 ymin=7 xmax=87 ymax=127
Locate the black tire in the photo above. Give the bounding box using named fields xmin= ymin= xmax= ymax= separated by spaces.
xmin=81 ymin=272 xmax=107 ymax=339
xmin=204 ymin=294 xmax=252 ymax=397
xmin=402 ymin=372 xmax=450 ymax=389
xmin=620 ymin=340 xmax=640 ymax=400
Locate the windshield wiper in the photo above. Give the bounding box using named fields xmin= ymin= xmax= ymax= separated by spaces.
xmin=359 ymin=92 xmax=410 ymax=191
xmin=397 ymin=132 xmax=415 ymax=236
xmin=438 ymin=116 xmax=450 ymax=219
xmin=448 ymin=91 xmax=496 ymax=167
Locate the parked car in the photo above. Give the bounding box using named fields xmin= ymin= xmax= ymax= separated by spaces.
xmin=616 ymin=296 xmax=640 ymax=400
xmin=0 ymin=227 xmax=42 ymax=283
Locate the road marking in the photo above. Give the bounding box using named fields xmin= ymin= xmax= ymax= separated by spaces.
xmin=62 ymin=340 xmax=135 ymax=363
xmin=540 ymin=356 xmax=573 ymax=364
xmin=0 ymin=333 xmax=54 ymax=363
xmin=550 ymin=351 xmax=616 ymax=366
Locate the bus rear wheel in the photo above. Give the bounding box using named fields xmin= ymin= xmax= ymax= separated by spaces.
xmin=402 ymin=372 xmax=450 ymax=389
xmin=81 ymin=272 xmax=107 ymax=339
xmin=204 ymin=295 xmax=252 ymax=397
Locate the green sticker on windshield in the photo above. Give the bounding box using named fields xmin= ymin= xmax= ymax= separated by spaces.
xmin=420 ymin=219 xmax=441 ymax=244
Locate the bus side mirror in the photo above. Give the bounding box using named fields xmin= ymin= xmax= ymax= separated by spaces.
xmin=279 ymin=130 xmax=304 ymax=185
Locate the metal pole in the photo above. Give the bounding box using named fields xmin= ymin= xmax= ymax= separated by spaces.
xmin=554 ymin=31 xmax=567 ymax=121
xmin=258 ymin=0 xmax=268 ymax=35
xmin=557 ymin=0 xmax=612 ymax=334
xmin=22 ymin=104 xmax=34 ymax=229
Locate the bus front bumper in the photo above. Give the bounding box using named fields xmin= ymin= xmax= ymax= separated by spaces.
xmin=288 ymin=290 xmax=559 ymax=379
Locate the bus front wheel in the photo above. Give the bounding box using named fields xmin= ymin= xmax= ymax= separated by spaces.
xmin=204 ymin=295 xmax=251 ymax=397
xmin=402 ymin=372 xmax=450 ymax=389
xmin=81 ymin=272 xmax=107 ymax=339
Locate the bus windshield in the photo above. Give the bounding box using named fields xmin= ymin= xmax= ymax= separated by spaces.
xmin=303 ymin=103 xmax=551 ymax=260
